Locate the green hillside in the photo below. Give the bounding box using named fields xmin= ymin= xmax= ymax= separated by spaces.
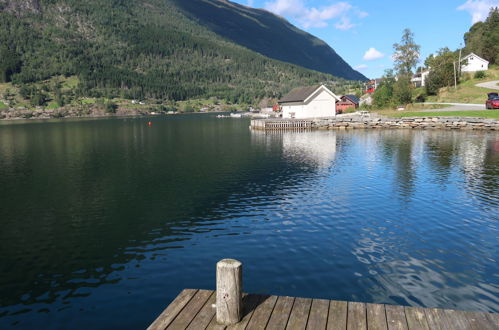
xmin=172 ymin=0 xmax=366 ymax=81
xmin=0 ymin=0 xmax=362 ymax=107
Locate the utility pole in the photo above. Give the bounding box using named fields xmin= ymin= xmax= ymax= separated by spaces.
xmin=453 ymin=61 xmax=457 ymax=89
xmin=458 ymin=43 xmax=462 ymax=77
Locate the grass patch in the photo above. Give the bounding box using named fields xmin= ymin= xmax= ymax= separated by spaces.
xmin=0 ymin=101 xmax=8 ymax=109
xmin=386 ymin=110 xmax=499 ymax=119
xmin=45 ymin=101 xmax=60 ymax=110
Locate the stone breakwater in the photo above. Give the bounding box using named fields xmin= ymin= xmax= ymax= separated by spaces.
xmin=251 ymin=116 xmax=499 ymax=131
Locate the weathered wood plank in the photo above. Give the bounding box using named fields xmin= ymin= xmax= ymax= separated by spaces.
xmin=443 ymin=309 xmax=471 ymax=330
xmin=307 ymin=299 xmax=329 ymax=330
xmin=404 ymin=307 xmax=429 ymax=330
xmin=167 ymin=289 xmax=213 ymax=329
xmin=227 ymin=294 xmax=263 ymax=330
xmin=327 ymin=300 xmax=347 ymax=330
xmin=245 ymin=295 xmax=278 ymax=330
xmin=186 ymin=291 xmax=216 ymax=330
xmin=147 ymin=289 xmax=198 ymax=330
xmin=366 ymin=303 xmax=387 ymax=330
xmin=486 ymin=312 xmax=499 ymax=328
xmin=465 ymin=311 xmax=497 ymax=330
xmin=347 ymin=302 xmax=367 ymax=330
xmin=287 ymin=297 xmax=312 ymax=330
xmin=266 ymin=296 xmax=295 ymax=330
xmin=385 ymin=305 xmax=408 ymax=330
xmin=206 ymin=316 xmax=227 ymax=330
xmin=424 ymin=308 xmax=451 ymax=330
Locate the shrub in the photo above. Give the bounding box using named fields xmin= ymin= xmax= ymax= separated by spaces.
xmin=474 ymin=71 xmax=486 ymax=79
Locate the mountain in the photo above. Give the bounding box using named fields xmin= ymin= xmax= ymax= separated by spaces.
xmin=0 ymin=0 xmax=365 ymax=104
xmin=173 ymin=0 xmax=366 ymax=81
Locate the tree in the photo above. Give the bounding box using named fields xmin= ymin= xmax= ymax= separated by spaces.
xmin=393 ymin=29 xmax=420 ymax=76
xmin=464 ymin=7 xmax=499 ymax=64
xmin=424 ymin=48 xmax=457 ymax=95
xmin=393 ymin=76 xmax=413 ymax=105
xmin=0 ymin=47 xmax=21 ymax=83
xmin=373 ymin=70 xmax=396 ymax=108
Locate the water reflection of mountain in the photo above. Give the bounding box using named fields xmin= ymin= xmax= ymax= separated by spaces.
xmin=0 ymin=118 xmax=337 ymax=318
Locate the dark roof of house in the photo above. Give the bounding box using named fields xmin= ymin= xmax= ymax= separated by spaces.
xmin=278 ymin=85 xmax=321 ymax=103
xmin=343 ymin=94 xmax=360 ymax=104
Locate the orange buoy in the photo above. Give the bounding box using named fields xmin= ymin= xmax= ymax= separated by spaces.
xmin=148 ymin=121 xmax=152 ymax=127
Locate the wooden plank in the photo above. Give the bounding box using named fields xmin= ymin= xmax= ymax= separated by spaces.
xmin=245 ymin=295 xmax=278 ymax=330
xmin=424 ymin=308 xmax=451 ymax=330
xmin=404 ymin=307 xmax=429 ymax=330
xmin=287 ymin=297 xmax=312 ymax=330
xmin=266 ymin=296 xmax=295 ymax=330
xmin=227 ymin=294 xmax=263 ymax=330
xmin=148 ymin=289 xmax=198 ymax=330
xmin=167 ymin=289 xmax=213 ymax=329
xmin=486 ymin=312 xmax=499 ymax=328
xmin=366 ymin=303 xmax=387 ymax=330
xmin=385 ymin=305 xmax=408 ymax=330
xmin=327 ymin=300 xmax=347 ymax=330
xmin=347 ymin=302 xmax=367 ymax=330
xmin=443 ymin=309 xmax=471 ymax=330
xmin=465 ymin=311 xmax=496 ymax=330
xmin=206 ymin=316 xmax=227 ymax=330
xmin=307 ymin=299 xmax=329 ymax=330
xmin=186 ymin=291 xmax=216 ymax=330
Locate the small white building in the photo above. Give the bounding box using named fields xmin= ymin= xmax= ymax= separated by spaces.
xmin=411 ymin=69 xmax=430 ymax=88
xmin=461 ymin=53 xmax=489 ymax=72
xmin=279 ymin=85 xmax=340 ymax=119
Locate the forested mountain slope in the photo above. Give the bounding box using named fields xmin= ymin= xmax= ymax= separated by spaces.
xmin=172 ymin=0 xmax=366 ymax=81
xmin=0 ymin=0 xmax=364 ymax=103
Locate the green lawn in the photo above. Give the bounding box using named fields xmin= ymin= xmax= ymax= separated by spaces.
xmin=426 ymin=66 xmax=499 ymax=104
xmin=392 ymin=110 xmax=499 ymax=119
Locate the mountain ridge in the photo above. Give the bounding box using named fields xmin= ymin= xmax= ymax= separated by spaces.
xmin=173 ymin=0 xmax=366 ymax=81
xmin=0 ymin=0 xmax=365 ymax=105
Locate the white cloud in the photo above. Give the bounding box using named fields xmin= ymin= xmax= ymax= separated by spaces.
xmin=354 ymin=64 xmax=368 ymax=71
xmin=457 ymin=0 xmax=499 ymax=24
xmin=264 ymin=0 xmax=365 ymax=29
xmin=363 ymin=48 xmax=385 ymax=60
xmin=247 ymin=0 xmax=255 ymax=7
xmin=335 ymin=17 xmax=355 ymax=30
xmin=357 ymin=11 xmax=369 ymax=18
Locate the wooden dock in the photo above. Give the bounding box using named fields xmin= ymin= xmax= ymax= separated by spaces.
xmin=148 ymin=289 xmax=499 ymax=330
xmin=250 ymin=119 xmax=314 ymax=130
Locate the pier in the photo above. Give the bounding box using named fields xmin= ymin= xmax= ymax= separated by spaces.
xmin=250 ymin=116 xmax=499 ymax=131
xmin=148 ymin=260 xmax=499 ymax=330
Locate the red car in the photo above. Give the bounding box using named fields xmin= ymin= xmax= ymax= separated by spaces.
xmin=486 ymin=92 xmax=499 ymax=109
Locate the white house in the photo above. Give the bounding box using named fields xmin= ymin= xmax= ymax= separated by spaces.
xmin=411 ymin=69 xmax=430 ymax=88
xmin=279 ymin=85 xmax=340 ymax=119
xmin=461 ymin=53 xmax=489 ymax=72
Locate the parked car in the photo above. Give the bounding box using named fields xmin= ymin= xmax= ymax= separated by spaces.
xmin=486 ymin=92 xmax=499 ymax=109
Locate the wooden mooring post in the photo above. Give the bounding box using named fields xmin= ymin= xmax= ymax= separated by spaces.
xmin=216 ymin=259 xmax=243 ymax=325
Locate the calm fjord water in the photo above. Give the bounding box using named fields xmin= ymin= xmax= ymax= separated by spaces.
xmin=0 ymin=115 xmax=498 ymax=329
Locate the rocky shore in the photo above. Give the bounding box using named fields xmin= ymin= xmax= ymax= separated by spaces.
xmin=251 ymin=115 xmax=499 ymax=131
xmin=0 ymin=106 xmax=154 ymax=121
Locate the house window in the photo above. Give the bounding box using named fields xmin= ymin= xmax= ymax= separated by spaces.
xmin=470 ymin=57 xmax=474 ymax=60
xmin=290 ymin=112 xmax=295 ymax=119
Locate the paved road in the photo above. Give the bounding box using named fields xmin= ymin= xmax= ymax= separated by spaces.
xmin=476 ymin=80 xmax=499 ymax=90
xmin=420 ymin=103 xmax=485 ymax=112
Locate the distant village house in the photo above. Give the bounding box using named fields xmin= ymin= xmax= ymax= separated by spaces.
xmin=411 ymin=69 xmax=430 ymax=88
xmin=279 ymin=85 xmax=340 ymax=119
xmin=336 ymin=94 xmax=360 ymax=113
xmin=461 ymin=53 xmax=489 ymax=72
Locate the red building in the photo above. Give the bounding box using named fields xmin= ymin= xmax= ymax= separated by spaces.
xmin=336 ymin=95 xmax=360 ymax=113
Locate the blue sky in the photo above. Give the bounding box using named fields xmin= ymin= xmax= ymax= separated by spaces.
xmin=231 ymin=0 xmax=499 ymax=79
